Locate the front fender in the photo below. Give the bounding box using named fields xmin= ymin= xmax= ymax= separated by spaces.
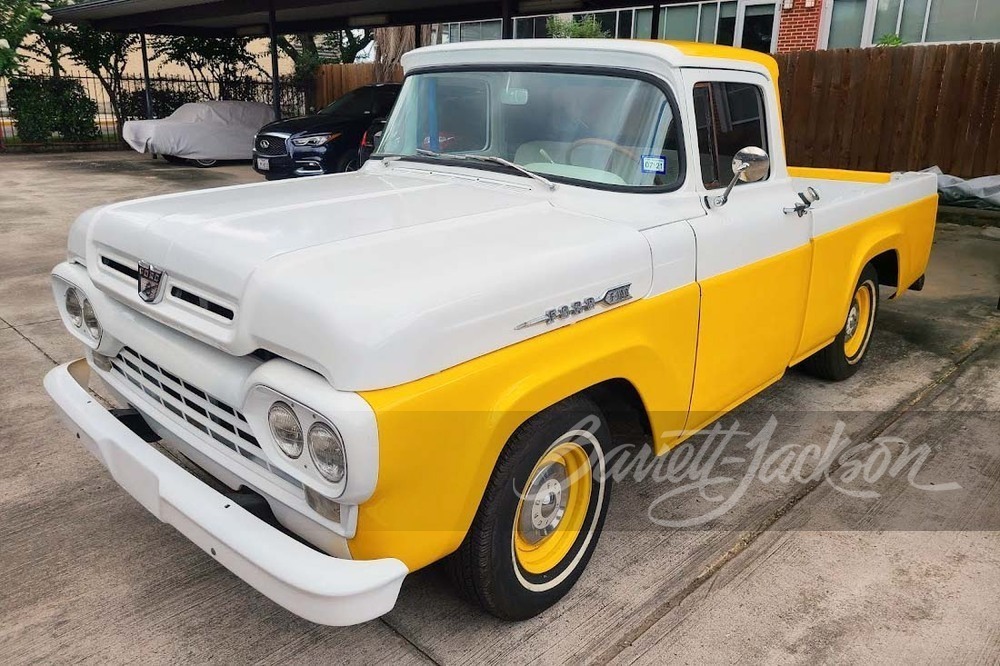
xmin=350 ymin=283 xmax=700 ymax=570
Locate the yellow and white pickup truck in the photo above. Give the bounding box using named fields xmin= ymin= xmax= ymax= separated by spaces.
xmin=46 ymin=40 xmax=937 ymax=625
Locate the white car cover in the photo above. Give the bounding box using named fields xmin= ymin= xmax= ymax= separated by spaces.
xmin=122 ymin=101 xmax=274 ymax=161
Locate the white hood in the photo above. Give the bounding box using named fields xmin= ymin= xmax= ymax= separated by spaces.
xmin=74 ymin=167 xmax=654 ymax=390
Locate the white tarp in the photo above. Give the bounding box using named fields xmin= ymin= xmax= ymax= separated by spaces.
xmin=923 ymin=166 xmax=1000 ymax=210
xmin=122 ymin=101 xmax=274 ymax=161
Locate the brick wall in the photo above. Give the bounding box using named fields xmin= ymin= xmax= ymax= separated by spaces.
xmin=776 ymin=0 xmax=824 ymax=53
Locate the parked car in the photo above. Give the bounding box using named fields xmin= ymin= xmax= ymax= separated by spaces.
xmin=122 ymin=100 xmax=273 ymax=167
xmin=46 ymin=41 xmax=937 ymax=627
xmin=252 ymin=83 xmax=400 ymax=179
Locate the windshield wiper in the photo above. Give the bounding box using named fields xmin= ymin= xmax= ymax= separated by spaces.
xmin=413 ymin=149 xmax=556 ymax=191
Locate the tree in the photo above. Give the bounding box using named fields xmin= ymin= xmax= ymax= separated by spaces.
xmin=60 ymin=27 xmax=138 ymax=140
xmin=546 ymin=15 xmax=609 ymax=39
xmin=20 ymin=0 xmax=72 ymax=78
xmin=374 ymin=26 xmax=429 ymax=82
xmin=151 ymin=35 xmax=263 ymax=100
xmin=0 ymin=0 xmax=52 ymax=78
xmin=322 ymin=29 xmax=374 ymax=64
xmin=277 ymin=31 xmax=373 ymax=111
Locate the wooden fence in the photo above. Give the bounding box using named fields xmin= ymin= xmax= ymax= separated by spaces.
xmin=314 ymin=63 xmax=402 ymax=108
xmin=776 ymin=42 xmax=1000 ymax=179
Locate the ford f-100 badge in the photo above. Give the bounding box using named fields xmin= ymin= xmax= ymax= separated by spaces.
xmin=516 ymin=284 xmax=632 ymax=329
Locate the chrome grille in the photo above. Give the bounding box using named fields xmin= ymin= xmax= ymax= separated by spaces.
xmin=255 ymin=135 xmax=287 ymax=157
xmin=109 ymin=347 xmax=302 ymax=490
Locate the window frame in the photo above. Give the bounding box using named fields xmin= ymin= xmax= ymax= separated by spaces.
xmin=691 ymin=79 xmax=771 ymax=192
xmin=384 ymin=64 xmax=688 ymax=195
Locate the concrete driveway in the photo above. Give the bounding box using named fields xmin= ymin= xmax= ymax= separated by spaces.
xmin=1 ymin=152 xmax=998 ymax=664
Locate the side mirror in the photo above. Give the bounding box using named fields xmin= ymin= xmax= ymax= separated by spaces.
xmin=711 ymin=146 xmax=770 ymax=208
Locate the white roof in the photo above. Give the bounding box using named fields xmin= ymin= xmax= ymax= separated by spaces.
xmin=402 ymin=39 xmax=777 ymax=82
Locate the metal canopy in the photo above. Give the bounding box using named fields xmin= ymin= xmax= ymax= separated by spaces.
xmin=51 ymin=0 xmax=674 ymax=36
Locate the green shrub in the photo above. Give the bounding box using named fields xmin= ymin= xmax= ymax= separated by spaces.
xmin=546 ymin=14 xmax=609 ymax=39
xmin=876 ymin=33 xmax=904 ymax=47
xmin=8 ymin=76 xmax=100 ymax=143
xmin=120 ymin=85 xmax=200 ymax=120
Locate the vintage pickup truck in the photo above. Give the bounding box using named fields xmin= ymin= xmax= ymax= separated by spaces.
xmin=45 ymin=40 xmax=937 ymax=626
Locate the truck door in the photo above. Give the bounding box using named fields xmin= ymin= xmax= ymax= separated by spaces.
xmin=682 ymin=69 xmax=812 ymax=433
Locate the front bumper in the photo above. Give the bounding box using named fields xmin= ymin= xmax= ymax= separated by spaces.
xmin=252 ymin=151 xmax=331 ymax=178
xmin=44 ymin=359 xmax=407 ymax=626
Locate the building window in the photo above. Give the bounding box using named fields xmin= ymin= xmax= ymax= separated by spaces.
xmin=826 ymin=0 xmax=1000 ymax=48
xmin=827 ymin=0 xmax=866 ymax=48
xmin=925 ymin=0 xmax=1000 ymax=42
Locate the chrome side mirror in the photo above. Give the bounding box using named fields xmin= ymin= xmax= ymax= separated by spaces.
xmin=711 ymin=146 xmax=770 ymax=208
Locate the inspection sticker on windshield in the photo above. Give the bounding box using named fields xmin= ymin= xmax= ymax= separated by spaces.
xmin=641 ymin=155 xmax=666 ymax=174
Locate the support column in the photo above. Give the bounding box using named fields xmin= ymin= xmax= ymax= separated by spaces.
xmin=651 ymin=2 xmax=661 ymax=39
xmin=502 ymin=0 xmax=514 ymax=39
xmin=414 ymin=23 xmax=422 ymax=48
xmin=268 ymin=2 xmax=281 ymax=121
xmin=140 ymin=33 xmax=153 ymax=120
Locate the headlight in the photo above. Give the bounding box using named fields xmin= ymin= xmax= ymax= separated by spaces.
xmin=291 ymin=132 xmax=341 ymax=147
xmin=268 ymin=401 xmax=303 ymax=458
xmin=308 ymin=422 xmax=346 ymax=483
xmin=65 ymin=288 xmax=83 ymax=328
xmin=82 ymin=298 xmax=101 ymax=340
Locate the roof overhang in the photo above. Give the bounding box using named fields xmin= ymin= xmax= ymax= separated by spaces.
xmin=51 ymin=0 xmax=688 ymax=37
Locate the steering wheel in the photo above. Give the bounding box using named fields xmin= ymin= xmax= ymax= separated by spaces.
xmin=566 ymin=138 xmax=639 ymax=171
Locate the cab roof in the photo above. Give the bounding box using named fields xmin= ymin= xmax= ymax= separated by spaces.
xmin=403 ymin=39 xmax=780 ymax=85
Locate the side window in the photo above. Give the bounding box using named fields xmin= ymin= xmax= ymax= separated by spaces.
xmin=692 ymin=81 xmax=768 ymax=189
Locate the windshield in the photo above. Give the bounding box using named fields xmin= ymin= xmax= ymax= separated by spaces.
xmin=375 ymin=70 xmax=683 ymax=190
xmin=319 ymin=87 xmax=372 ymax=117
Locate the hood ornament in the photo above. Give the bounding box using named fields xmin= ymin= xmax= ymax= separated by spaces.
xmin=137 ymin=261 xmax=165 ymax=303
xmin=516 ymin=284 xmax=632 ymax=330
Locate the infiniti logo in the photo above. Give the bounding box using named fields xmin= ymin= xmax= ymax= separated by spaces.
xmin=259 ymin=138 xmax=271 ymax=149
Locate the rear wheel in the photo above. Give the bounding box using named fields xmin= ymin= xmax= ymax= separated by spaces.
xmin=448 ymin=395 xmax=611 ymax=620
xmin=192 ymin=158 xmax=218 ymax=168
xmin=161 ymin=154 xmax=187 ymax=165
xmin=801 ymin=263 xmax=880 ymax=381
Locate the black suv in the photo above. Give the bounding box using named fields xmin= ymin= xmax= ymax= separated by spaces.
xmin=252 ymin=83 xmax=400 ymax=179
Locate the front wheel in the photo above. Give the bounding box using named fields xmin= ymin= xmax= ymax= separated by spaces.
xmin=800 ymin=263 xmax=880 ymax=381
xmin=192 ymin=158 xmax=218 ymax=168
xmin=335 ymin=151 xmax=359 ymax=173
xmin=448 ymin=395 xmax=611 ymax=620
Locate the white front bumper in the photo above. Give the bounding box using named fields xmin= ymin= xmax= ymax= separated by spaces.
xmin=44 ymin=359 xmax=407 ymax=626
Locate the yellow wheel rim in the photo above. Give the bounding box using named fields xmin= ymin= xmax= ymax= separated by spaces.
xmin=844 ymin=281 xmax=874 ymax=360
xmin=513 ymin=441 xmax=593 ymax=575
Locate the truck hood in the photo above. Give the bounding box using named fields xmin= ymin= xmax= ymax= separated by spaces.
xmin=75 ymin=167 xmax=653 ymax=390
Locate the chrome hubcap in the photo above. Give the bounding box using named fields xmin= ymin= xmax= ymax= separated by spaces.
xmin=518 ymin=462 xmax=568 ymax=544
xmin=845 ymin=302 xmax=860 ymax=339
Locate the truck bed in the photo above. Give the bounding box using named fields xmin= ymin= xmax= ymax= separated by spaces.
xmin=788 ymin=166 xmax=938 ymax=239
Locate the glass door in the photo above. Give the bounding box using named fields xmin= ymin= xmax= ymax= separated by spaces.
xmin=735 ymin=0 xmax=779 ymax=53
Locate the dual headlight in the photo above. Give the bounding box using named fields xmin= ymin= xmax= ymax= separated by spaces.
xmin=65 ymin=287 xmax=101 ymax=341
xmin=267 ymin=401 xmax=346 ymax=483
